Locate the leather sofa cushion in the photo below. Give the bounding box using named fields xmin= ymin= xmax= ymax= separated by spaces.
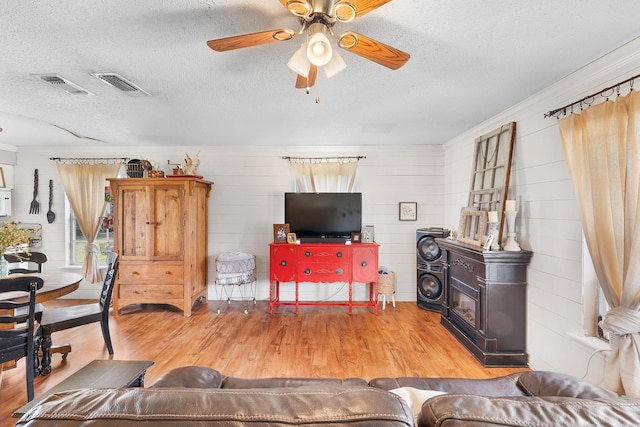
xmin=369 ymin=373 xmax=526 ymax=397
xmin=149 ymin=365 xmax=369 ymax=389
xmin=419 ymin=394 xmax=640 ymax=427
xmin=222 ymin=376 xmax=369 ymax=389
xmin=149 ymin=366 xmax=224 ymax=389
xmin=516 ymin=371 xmax=617 ymax=398
xmin=17 ymin=385 xmax=413 ymax=427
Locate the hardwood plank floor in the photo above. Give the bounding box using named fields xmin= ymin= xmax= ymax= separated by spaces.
xmin=1 ymin=300 xmax=528 ymax=425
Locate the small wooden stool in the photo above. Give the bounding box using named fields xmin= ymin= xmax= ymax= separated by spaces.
xmin=378 ymin=272 xmax=396 ymax=310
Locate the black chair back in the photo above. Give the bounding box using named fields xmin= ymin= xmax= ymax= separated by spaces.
xmin=100 ymin=253 xmax=119 ymax=313
xmin=0 ymin=276 xmax=44 ymax=401
xmin=4 ymin=252 xmax=48 ymax=274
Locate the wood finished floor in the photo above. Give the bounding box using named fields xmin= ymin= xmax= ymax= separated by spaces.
xmin=1 ymin=300 xmax=528 ymax=425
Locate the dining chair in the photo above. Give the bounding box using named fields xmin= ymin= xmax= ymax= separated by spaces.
xmin=4 ymin=252 xmax=48 ymax=274
xmin=39 ymin=254 xmax=119 ymax=376
xmin=6 ymin=252 xmax=48 ymax=323
xmin=0 ymin=275 xmax=44 ymax=402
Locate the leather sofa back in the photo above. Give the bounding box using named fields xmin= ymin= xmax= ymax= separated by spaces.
xmin=419 ymin=395 xmax=640 ymax=427
xmin=16 ymin=385 xmax=413 ymax=427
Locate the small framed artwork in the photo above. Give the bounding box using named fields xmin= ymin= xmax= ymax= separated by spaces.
xmin=0 ymin=167 xmax=5 ymax=188
xmin=286 ymin=232 xmax=297 ymax=244
xmin=399 ymin=202 xmax=417 ymax=221
xmin=361 ymin=225 xmax=375 ymax=243
xmin=273 ymin=224 xmax=289 ymax=243
xmin=351 ymin=232 xmax=362 ymax=243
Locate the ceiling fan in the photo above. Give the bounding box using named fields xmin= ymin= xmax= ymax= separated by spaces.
xmin=206 ymin=0 xmax=410 ymax=89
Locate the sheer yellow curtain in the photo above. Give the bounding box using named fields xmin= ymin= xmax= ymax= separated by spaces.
xmin=288 ymin=158 xmax=358 ymax=192
xmin=56 ymin=162 xmax=121 ymax=283
xmin=559 ymin=90 xmax=640 ymax=396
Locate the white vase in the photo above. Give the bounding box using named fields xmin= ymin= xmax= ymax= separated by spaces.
xmin=0 ymin=257 xmax=8 ymax=278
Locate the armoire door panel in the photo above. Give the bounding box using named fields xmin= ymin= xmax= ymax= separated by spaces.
xmin=152 ymin=186 xmax=185 ymax=259
xmin=120 ymin=186 xmax=150 ymax=259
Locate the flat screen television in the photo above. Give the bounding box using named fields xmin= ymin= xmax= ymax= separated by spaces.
xmin=284 ymin=192 xmax=362 ymax=242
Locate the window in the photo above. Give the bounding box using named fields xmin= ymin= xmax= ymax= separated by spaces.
xmin=69 ymin=200 xmax=114 ymax=266
xmin=582 ymin=236 xmax=610 ymax=342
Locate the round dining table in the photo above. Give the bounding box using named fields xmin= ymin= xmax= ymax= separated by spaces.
xmin=0 ymin=272 xmax=83 ymax=371
xmin=0 ymin=272 xmax=83 ymax=303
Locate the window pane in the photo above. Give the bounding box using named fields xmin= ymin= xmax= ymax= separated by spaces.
xmin=70 ymin=202 xmax=114 ymax=266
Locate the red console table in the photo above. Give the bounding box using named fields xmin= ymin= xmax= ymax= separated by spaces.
xmin=269 ymin=242 xmax=379 ymax=314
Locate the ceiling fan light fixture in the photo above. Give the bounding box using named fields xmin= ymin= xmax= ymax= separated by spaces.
xmin=324 ymin=50 xmax=347 ymax=79
xmin=306 ymin=24 xmax=333 ymax=66
xmin=287 ymin=43 xmax=311 ymax=77
xmin=334 ymin=3 xmax=357 ymax=23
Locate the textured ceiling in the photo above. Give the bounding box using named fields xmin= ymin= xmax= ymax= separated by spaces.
xmin=1 ymin=0 xmax=640 ymax=148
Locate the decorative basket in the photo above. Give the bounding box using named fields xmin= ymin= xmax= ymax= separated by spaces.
xmin=378 ymin=272 xmax=396 ymax=294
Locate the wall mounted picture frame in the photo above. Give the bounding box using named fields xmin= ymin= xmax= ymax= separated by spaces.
xmin=286 ymin=232 xmax=297 ymax=244
xmin=273 ymin=224 xmax=289 ymax=243
xmin=399 ymin=202 xmax=417 ymax=221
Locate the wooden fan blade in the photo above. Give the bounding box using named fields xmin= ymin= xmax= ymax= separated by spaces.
xmin=339 ymin=32 xmax=410 ymax=70
xmin=337 ymin=0 xmax=393 ymax=18
xmin=207 ymin=29 xmax=294 ymax=52
xmin=295 ymin=65 xmax=318 ymax=89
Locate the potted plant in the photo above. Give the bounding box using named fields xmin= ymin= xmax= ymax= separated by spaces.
xmin=0 ymin=219 xmax=31 ymax=277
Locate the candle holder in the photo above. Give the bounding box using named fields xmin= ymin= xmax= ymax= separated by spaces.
xmin=487 ymin=221 xmax=501 ymax=251
xmin=503 ymin=210 xmax=521 ymax=251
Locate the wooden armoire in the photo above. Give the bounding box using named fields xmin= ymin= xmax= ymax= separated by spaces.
xmin=108 ymin=177 xmax=212 ymax=317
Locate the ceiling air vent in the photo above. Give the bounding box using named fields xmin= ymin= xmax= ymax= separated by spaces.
xmin=92 ymin=73 xmax=150 ymax=97
xmin=39 ymin=74 xmax=93 ymax=95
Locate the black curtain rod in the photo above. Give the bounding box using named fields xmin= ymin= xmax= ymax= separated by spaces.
xmin=544 ymin=72 xmax=640 ymax=118
xmin=50 ymin=157 xmax=128 ymax=161
xmin=282 ymin=156 xmax=366 ymax=160
xmin=50 ymin=157 xmax=129 ymax=165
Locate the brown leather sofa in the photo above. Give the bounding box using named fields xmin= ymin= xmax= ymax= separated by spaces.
xmin=15 ymin=367 xmax=640 ymax=426
xmin=371 ymin=371 xmax=640 ymax=426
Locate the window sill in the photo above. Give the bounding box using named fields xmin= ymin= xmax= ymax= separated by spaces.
xmin=568 ymin=332 xmax=610 ymax=352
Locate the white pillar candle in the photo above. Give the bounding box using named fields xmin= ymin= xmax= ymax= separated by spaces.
xmin=505 ymin=200 xmax=516 ymax=212
xmin=488 ymin=211 xmax=499 ymax=223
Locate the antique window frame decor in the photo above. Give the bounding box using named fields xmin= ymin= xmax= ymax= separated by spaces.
xmin=458 ymin=208 xmax=487 ymax=246
xmin=399 ymin=202 xmax=417 ymax=221
xmin=467 ymin=122 xmax=516 ymax=245
xmin=273 ymin=224 xmax=289 ymax=243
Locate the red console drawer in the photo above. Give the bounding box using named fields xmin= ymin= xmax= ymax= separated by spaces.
xmin=352 ymin=245 xmax=378 ymax=283
xmin=270 ymin=245 xmax=296 ymax=282
xmin=299 ymin=246 xmax=351 ymax=262
xmin=297 ymin=263 xmax=351 ymax=282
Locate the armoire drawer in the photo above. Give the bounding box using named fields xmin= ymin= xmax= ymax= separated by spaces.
xmin=118 ymin=283 xmax=184 ymax=299
xmin=119 ymin=263 xmax=184 ymax=285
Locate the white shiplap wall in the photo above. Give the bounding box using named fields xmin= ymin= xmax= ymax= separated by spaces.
xmin=10 ymin=144 xmax=443 ymax=303
xmin=442 ymin=36 xmax=640 ymax=383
